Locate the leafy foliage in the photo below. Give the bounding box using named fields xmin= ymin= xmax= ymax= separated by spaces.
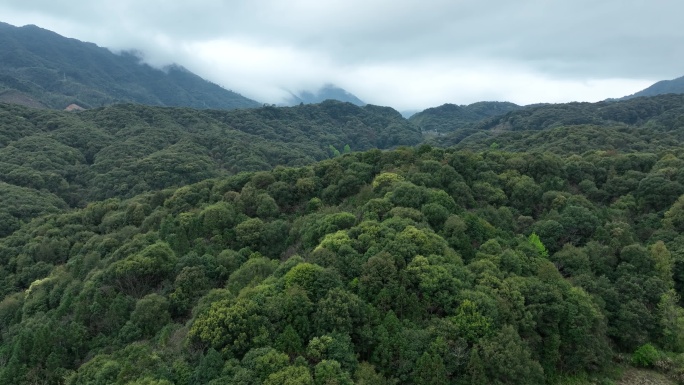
xmin=0 ymin=101 xmax=420 ymax=227
xmin=3 ymin=92 xmax=684 ymax=384
xmin=1 ymin=139 xmax=684 ymax=384
xmin=429 ymin=94 xmax=684 ymax=154
xmin=410 ymin=101 xmax=521 ymax=133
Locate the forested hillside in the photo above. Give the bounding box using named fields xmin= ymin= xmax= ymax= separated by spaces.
xmin=4 ymin=91 xmax=684 ymax=384
xmin=622 ymin=75 xmax=684 ymax=99
xmin=409 ymin=101 xmax=522 ymax=134
xmin=0 ymin=101 xmax=420 ymax=236
xmin=0 ymin=22 xmax=259 ymax=110
xmin=3 ymin=141 xmax=684 ymax=384
xmin=430 ymin=94 xmax=684 ymax=148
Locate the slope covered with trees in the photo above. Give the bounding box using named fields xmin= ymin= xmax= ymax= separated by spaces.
xmin=0 ymin=22 xmax=260 ymax=110
xmin=3 ymin=142 xmax=684 ymax=384
xmin=0 ymin=100 xmax=420 ymax=236
xmin=409 ymin=101 xmax=521 ymax=134
xmin=622 ymin=75 xmax=684 ymax=99
xmin=430 ymin=94 xmax=684 ymax=149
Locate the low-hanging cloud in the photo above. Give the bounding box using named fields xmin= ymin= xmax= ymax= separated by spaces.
xmin=0 ymin=0 xmax=679 ymax=109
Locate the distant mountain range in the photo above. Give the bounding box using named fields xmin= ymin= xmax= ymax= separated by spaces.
xmin=5 ymin=20 xmax=684 ymax=125
xmin=284 ymin=84 xmax=365 ymax=106
xmin=412 ymin=75 xmax=684 ymax=139
xmin=0 ymin=22 xmax=260 ymax=110
xmin=622 ymin=75 xmax=684 ymax=99
xmin=429 ymin=93 xmax=684 ymax=148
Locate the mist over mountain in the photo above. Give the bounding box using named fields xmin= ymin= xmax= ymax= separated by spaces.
xmin=284 ymin=84 xmax=365 ymax=106
xmin=621 ymin=75 xmax=684 ymax=99
xmin=0 ymin=22 xmax=260 ymax=110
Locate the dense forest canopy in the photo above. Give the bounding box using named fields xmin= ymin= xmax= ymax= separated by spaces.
xmin=429 ymin=94 xmax=684 ymax=149
xmin=409 ymin=101 xmax=521 ymax=134
xmin=0 ymin=100 xmax=420 ymax=236
xmin=4 ymin=92 xmax=684 ymax=384
xmin=3 ymin=139 xmax=684 ymax=383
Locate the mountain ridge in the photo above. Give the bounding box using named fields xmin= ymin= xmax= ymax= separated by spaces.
xmin=409 ymin=101 xmax=522 ymax=133
xmin=0 ymin=21 xmax=260 ymax=110
xmin=428 ymin=93 xmax=684 ymax=148
xmin=621 ymin=75 xmax=684 ymax=99
xmin=284 ymin=84 xmax=365 ymax=106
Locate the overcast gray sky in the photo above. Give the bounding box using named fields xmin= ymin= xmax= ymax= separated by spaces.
xmin=1 ymin=0 xmax=682 ymax=110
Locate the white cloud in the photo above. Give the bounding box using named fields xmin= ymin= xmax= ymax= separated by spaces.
xmin=339 ymin=62 xmax=653 ymax=110
xmin=0 ymin=0 xmax=680 ymax=109
xmin=181 ymin=39 xmax=339 ymax=102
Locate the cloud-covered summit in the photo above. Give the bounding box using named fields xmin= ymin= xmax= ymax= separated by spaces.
xmin=1 ymin=0 xmax=680 ymax=110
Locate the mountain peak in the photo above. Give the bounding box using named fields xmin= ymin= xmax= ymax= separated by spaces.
xmin=621 ymin=75 xmax=684 ymax=99
xmin=0 ymin=22 xmax=260 ymax=110
xmin=284 ymin=84 xmax=365 ymax=106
